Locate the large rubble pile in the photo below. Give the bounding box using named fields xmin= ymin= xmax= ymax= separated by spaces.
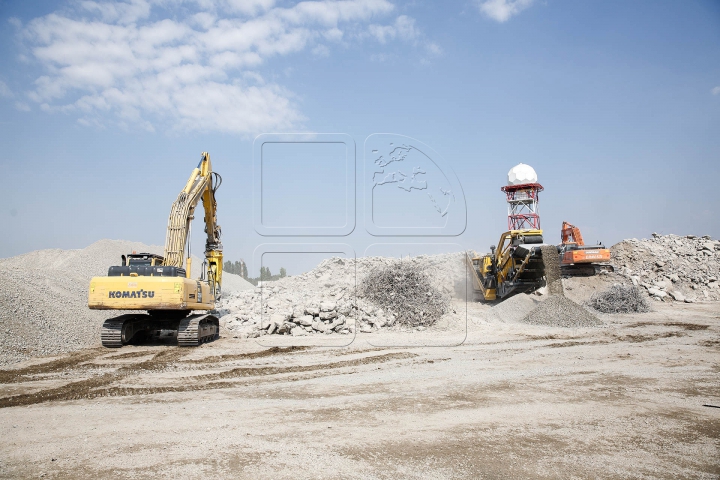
xmin=359 ymin=261 xmax=448 ymax=328
xmin=0 ymin=240 xmax=252 ymax=366
xmin=216 ymin=253 xmax=466 ymax=338
xmin=611 ymin=233 xmax=719 ymax=302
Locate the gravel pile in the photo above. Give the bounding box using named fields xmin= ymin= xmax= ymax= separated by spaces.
xmin=487 ymin=293 xmax=541 ymax=323
xmin=0 ymin=239 xmax=252 ymax=366
xmin=519 ymin=243 xmax=602 ymax=328
xmin=359 ymin=261 xmax=448 ymax=328
xmin=216 ymin=253 xmax=466 ymax=338
xmin=521 ymin=295 xmax=603 ymax=328
xmin=541 ymin=245 xmax=564 ymax=295
xmin=611 ymin=233 xmax=719 ymax=302
xmin=587 ymin=284 xmax=650 ymax=314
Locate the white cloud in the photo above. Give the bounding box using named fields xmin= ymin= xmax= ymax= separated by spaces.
xmin=312 ymin=44 xmax=330 ymax=56
xmin=79 ymin=0 xmax=152 ymax=24
xmin=17 ymin=0 xmax=417 ymax=134
xmin=366 ymin=14 xmax=441 ymax=64
xmin=477 ymin=0 xmax=534 ymax=23
xmin=220 ymin=0 xmax=277 ymax=16
xmin=425 ymin=42 xmax=442 ymax=56
xmin=368 ymin=15 xmax=419 ymax=44
xmin=0 ymin=80 xmax=12 ymax=98
xmin=712 ymin=86 xmax=720 ymax=96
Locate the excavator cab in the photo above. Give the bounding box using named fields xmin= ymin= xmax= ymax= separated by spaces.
xmin=125 ymin=253 xmax=164 ymax=266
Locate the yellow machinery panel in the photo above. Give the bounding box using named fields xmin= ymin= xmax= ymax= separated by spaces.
xmin=89 ymin=275 xmax=214 ymax=311
xmin=467 ymin=229 xmax=545 ymax=301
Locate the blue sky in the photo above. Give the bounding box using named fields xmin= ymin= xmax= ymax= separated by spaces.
xmin=0 ymin=0 xmax=718 ymax=275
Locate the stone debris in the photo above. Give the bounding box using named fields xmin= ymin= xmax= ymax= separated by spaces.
xmin=540 ymin=245 xmax=564 ymax=295
xmin=359 ymin=261 xmax=448 ymax=328
xmin=586 ymin=284 xmax=650 ymax=314
xmin=216 ymin=253 xmax=466 ymax=338
xmin=521 ymin=295 xmax=604 ymax=328
xmin=1 ymin=232 xmax=717 ymax=365
xmin=611 ymin=234 xmax=718 ymax=302
xmin=0 ymin=239 xmax=253 ymax=366
xmin=520 ymin=242 xmax=602 ymax=328
xmin=487 ymin=293 xmax=541 ymax=323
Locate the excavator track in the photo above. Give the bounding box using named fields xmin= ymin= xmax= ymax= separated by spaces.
xmin=101 ymin=314 xmax=144 ymax=348
xmin=560 ymin=263 xmax=615 ymax=277
xmin=177 ymin=314 xmax=219 ymax=347
xmin=101 ymin=313 xmax=219 ymax=348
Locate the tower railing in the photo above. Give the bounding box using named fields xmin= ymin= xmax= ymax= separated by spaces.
xmin=500 ymin=183 xmax=544 ymax=230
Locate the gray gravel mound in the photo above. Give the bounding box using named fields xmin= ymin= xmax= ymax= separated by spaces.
xmin=521 ymin=295 xmax=603 ymax=328
xmin=487 ymin=293 xmax=541 ymax=323
xmin=220 ymin=272 xmax=254 ymax=294
xmin=0 ymin=239 xmax=252 ymax=366
xmin=0 ymin=240 xmax=163 ymax=366
xmin=519 ymin=244 xmax=602 ymax=328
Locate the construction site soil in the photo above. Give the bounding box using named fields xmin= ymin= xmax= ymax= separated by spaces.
xmin=0 ymin=235 xmax=718 ymax=478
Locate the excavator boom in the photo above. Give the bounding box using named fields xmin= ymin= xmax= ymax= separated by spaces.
xmin=561 ymin=221 xmax=584 ymax=246
xmin=163 ymin=152 xmax=223 ymax=296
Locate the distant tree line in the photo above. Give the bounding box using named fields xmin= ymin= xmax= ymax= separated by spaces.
xmin=223 ymin=260 xmax=247 ymax=278
xmin=223 ymin=259 xmax=287 ymax=286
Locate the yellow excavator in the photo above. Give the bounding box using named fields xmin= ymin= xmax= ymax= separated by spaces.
xmin=467 ymin=229 xmax=547 ymax=301
xmin=88 ymin=152 xmax=223 ymax=347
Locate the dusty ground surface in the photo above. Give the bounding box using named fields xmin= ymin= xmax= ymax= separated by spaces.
xmin=1 ymin=298 xmax=718 ymax=479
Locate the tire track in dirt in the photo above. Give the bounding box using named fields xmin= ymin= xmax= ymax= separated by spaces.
xmin=186 ymin=352 xmax=416 ymax=382
xmin=185 ymin=346 xmax=311 ymax=363
xmin=0 ymin=348 xmax=107 ymax=384
xmin=0 ymin=351 xmax=416 ymax=408
xmin=0 ymin=348 xmax=193 ymax=408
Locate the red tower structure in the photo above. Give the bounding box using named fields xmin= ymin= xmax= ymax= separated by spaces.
xmin=500 ymin=182 xmax=544 ymax=230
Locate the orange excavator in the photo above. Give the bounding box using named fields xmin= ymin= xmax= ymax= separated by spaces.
xmin=558 ymin=221 xmax=614 ymax=276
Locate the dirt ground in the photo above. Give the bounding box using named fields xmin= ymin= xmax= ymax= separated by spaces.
xmin=1 ymin=300 xmax=719 ymax=479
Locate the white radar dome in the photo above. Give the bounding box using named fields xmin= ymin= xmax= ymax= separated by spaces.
xmin=507 ymin=163 xmax=537 ymax=186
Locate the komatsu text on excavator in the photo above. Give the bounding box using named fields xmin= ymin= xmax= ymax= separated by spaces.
xmin=88 ymin=152 xmax=223 ymax=347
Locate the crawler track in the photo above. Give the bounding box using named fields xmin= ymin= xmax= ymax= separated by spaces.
xmin=177 ymin=314 xmax=219 ymax=347
xmin=101 ymin=314 xmax=142 ymax=348
xmin=101 ymin=313 xmax=219 ymax=348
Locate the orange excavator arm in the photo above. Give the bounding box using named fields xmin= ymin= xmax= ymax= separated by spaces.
xmin=561 ymin=221 xmax=585 ymax=246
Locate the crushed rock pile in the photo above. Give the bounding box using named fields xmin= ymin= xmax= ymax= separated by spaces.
xmin=611 ymin=233 xmax=719 ymax=302
xmin=0 ymin=239 xmax=252 ymax=366
xmin=518 ymin=244 xmax=602 ymax=328
xmin=521 ymin=295 xmax=603 ymax=328
xmin=359 ymin=261 xmax=448 ymax=327
xmin=216 ymin=253 xmax=466 ymax=338
xmin=586 ymin=284 xmax=650 ymax=314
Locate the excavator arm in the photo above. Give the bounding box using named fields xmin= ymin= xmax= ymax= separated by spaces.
xmin=561 ymin=221 xmax=584 ymax=246
xmin=162 ymin=152 xmax=223 ymax=297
